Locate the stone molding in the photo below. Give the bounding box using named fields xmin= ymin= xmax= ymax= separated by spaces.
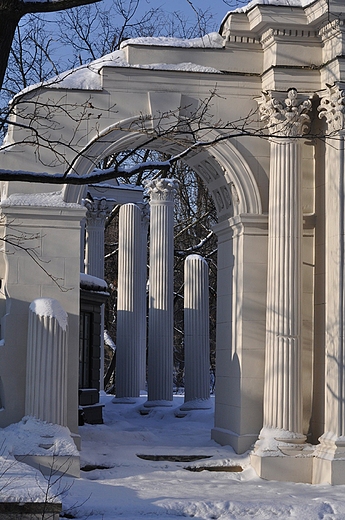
xmin=319 ymin=18 xmax=344 ymax=41
xmin=260 ymin=28 xmax=319 ymax=48
xmin=226 ymin=35 xmax=260 ymax=44
xmin=213 ymin=214 xmax=268 ymax=241
xmin=258 ymin=88 xmax=312 ymax=137
xmin=318 ymin=84 xmax=345 ymax=133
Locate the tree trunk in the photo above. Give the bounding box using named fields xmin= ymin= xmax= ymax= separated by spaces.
xmin=0 ymin=9 xmax=22 ymax=91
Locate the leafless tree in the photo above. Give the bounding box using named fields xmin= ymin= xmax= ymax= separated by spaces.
xmin=0 ymin=0 xmax=103 ymax=93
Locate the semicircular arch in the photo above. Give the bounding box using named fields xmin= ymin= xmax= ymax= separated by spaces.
xmin=63 ymin=119 xmax=263 ymax=218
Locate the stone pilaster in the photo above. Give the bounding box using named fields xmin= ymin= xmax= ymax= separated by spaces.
xmin=258 ymin=89 xmax=312 ymax=438
xmin=84 ymin=197 xmax=109 ymax=279
xmin=114 ymin=203 xmax=142 ymax=401
xmin=25 ymin=298 xmax=68 ymax=426
xmin=181 ymin=254 xmax=211 ymax=410
xmin=144 ymin=178 xmax=177 ymax=406
xmin=312 ymin=85 xmax=345 ymax=484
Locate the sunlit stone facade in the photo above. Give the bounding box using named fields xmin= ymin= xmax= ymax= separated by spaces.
xmin=0 ymin=0 xmax=344 ymax=484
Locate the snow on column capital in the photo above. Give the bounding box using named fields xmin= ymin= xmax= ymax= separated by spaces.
xmin=256 ymin=89 xmax=312 ymax=443
xmin=25 ymin=298 xmax=68 ymax=426
xmin=144 ymin=177 xmax=177 ymax=407
xmin=144 ymin=177 xmax=178 ymax=204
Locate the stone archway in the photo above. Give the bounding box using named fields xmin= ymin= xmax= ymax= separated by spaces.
xmin=60 ymin=117 xmax=266 ymax=453
xmin=0 ymin=65 xmax=267 ymax=456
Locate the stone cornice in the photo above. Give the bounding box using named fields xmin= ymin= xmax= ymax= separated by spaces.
xmin=319 ymin=19 xmax=345 ymax=42
xmin=225 ymin=34 xmax=260 ymax=45
xmin=260 ymin=27 xmax=320 ymax=48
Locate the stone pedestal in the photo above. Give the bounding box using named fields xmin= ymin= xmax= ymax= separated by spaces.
xmin=144 ymin=178 xmax=177 ymax=407
xmin=181 ymin=254 xmax=211 ymax=410
xmin=25 ymin=298 xmax=68 ymax=426
xmin=114 ymin=203 xmax=142 ymax=400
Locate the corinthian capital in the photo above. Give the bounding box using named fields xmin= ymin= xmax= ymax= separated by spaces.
xmin=318 ymin=85 xmax=345 ymax=133
xmin=145 ymin=177 xmax=178 ymax=202
xmin=258 ymin=88 xmax=312 ymax=138
xmin=84 ymin=197 xmax=109 ymax=224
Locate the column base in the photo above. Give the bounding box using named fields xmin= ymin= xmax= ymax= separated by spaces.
xmin=144 ymin=399 xmax=173 ymax=408
xmin=211 ymin=427 xmax=258 ymax=454
xmin=312 ymin=434 xmax=345 ymax=485
xmin=180 ymin=398 xmax=212 ymax=411
xmin=251 ymin=452 xmax=313 ymax=483
xmin=251 ymin=427 xmax=313 ymax=483
xmin=112 ymin=396 xmax=139 ymax=404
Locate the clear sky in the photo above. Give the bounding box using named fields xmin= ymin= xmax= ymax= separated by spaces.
xmin=133 ymin=0 xmax=239 ymax=28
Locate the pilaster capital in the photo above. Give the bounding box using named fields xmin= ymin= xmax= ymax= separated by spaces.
xmin=145 ymin=177 xmax=178 ymax=203
xmin=84 ymin=197 xmax=109 ymax=225
xmin=318 ymin=84 xmax=345 ymax=133
xmin=258 ymin=88 xmax=312 ymax=138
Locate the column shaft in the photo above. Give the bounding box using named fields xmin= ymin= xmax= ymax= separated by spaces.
xmin=182 ymin=254 xmax=210 ymax=409
xmin=146 ymin=178 xmax=177 ymax=405
xmin=139 ymin=205 xmax=149 ymax=390
xmin=25 ymin=298 xmax=68 ymax=426
xmin=264 ymin=139 xmax=302 ymax=432
xmin=115 ymin=203 xmax=142 ymax=399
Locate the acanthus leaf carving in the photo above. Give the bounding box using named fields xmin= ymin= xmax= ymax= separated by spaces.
xmin=258 ymin=88 xmax=312 ymax=138
xmin=318 ymin=85 xmax=345 ymax=134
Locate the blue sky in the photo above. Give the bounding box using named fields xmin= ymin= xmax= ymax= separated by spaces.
xmin=139 ymin=0 xmax=235 ymax=24
xmin=121 ymin=0 xmax=242 ymax=32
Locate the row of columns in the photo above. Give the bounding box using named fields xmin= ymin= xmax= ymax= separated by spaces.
xmin=113 ymin=178 xmax=211 ymax=409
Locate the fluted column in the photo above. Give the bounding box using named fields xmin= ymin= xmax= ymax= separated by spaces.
xmin=313 ymin=86 xmax=345 ymax=478
xmin=84 ymin=197 xmax=108 ymax=279
xmin=145 ymin=177 xmax=177 ymax=406
xmin=139 ymin=204 xmax=149 ymax=390
xmin=25 ymin=298 xmax=68 ymax=426
xmin=181 ymin=254 xmax=211 ymax=410
xmin=258 ymin=89 xmax=311 ymax=439
xmin=114 ymin=203 xmax=142 ymax=401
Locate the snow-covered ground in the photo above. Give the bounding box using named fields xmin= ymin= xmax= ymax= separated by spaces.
xmin=2 ymin=393 xmax=345 ymax=518
xmin=63 ymin=394 xmax=345 ymax=519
